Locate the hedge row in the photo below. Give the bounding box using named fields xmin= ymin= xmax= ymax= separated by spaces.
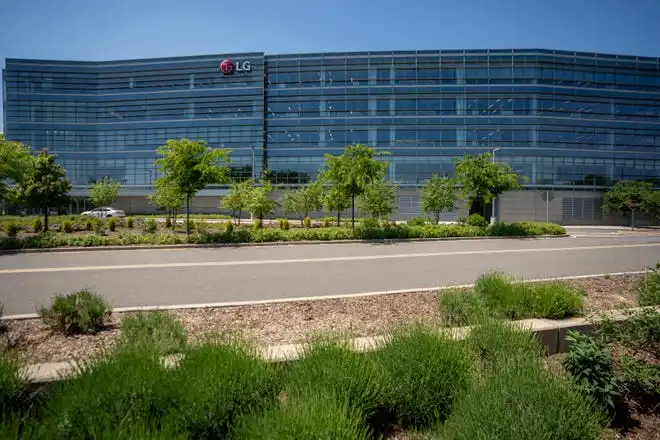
xmin=0 ymin=222 xmax=566 ymax=250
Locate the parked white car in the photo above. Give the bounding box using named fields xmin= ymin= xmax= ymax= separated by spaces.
xmin=81 ymin=207 xmax=126 ymax=218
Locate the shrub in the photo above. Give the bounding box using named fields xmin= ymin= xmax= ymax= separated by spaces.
xmin=360 ymin=217 xmax=380 ymax=229
xmin=38 ymin=288 xmax=111 ymax=335
xmin=562 ymin=331 xmax=622 ymax=413
xmin=126 ymin=217 xmax=134 ymax=229
xmin=43 ymin=344 xmax=171 ymax=438
xmin=638 ymin=263 xmax=660 ymax=306
xmin=436 ymin=360 xmax=605 ymax=440
xmin=5 ymin=223 xmax=19 ymax=238
xmin=466 ymin=213 xmax=487 ymax=228
xmin=488 ymin=221 xmax=566 ymax=237
xmin=63 ymin=220 xmax=74 ymax=233
xmin=232 ymin=391 xmax=370 ymax=440
xmin=93 ymin=218 xmax=105 ymax=235
xmin=85 ymin=219 xmax=93 ymax=231
xmin=617 ymin=355 xmax=660 ymax=403
xmin=120 ymin=311 xmax=187 ymax=355
xmin=278 ymin=218 xmax=290 ymax=231
xmin=529 ymin=281 xmax=585 ymax=320
xmin=32 ymin=217 xmax=43 ymax=233
xmin=598 ymin=308 xmax=660 ymax=358
xmin=142 ymin=218 xmax=157 ymax=234
xmin=466 ymin=320 xmax=545 ymax=372
xmin=407 ymin=216 xmax=427 ymax=226
xmin=456 ymin=215 xmax=467 ymax=224
xmin=285 ymin=339 xmax=389 ymax=429
xmin=107 ymin=217 xmax=116 ymax=232
xmin=252 ymin=219 xmax=262 ymax=230
xmin=323 ymin=217 xmax=331 ymax=227
xmin=303 ymin=216 xmax=312 ymax=228
xmin=438 ymin=289 xmax=487 ymax=326
xmin=165 ymin=339 xmax=280 ymax=438
xmin=225 ymin=220 xmax=234 ymax=233
xmin=164 ymin=217 xmax=172 ymax=229
xmin=376 ymin=326 xmax=473 ymax=428
xmin=0 ymin=351 xmax=27 ymax=417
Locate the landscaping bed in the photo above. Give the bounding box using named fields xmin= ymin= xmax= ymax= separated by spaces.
xmin=3 ymin=273 xmax=644 ymax=364
xmin=0 ymin=216 xmax=566 ymax=250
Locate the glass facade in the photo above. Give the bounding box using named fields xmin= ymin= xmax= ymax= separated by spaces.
xmin=3 ymin=49 xmax=660 ymax=191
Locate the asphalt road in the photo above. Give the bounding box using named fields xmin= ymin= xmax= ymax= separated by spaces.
xmin=1 ymin=235 xmax=660 ymax=315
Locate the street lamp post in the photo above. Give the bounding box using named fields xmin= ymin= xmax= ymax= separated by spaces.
xmin=491 ymin=147 xmax=500 ymax=224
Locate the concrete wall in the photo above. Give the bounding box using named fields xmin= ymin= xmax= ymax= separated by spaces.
xmin=111 ymin=188 xmax=659 ymax=226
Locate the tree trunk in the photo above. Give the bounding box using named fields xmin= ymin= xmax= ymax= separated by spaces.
xmin=173 ymin=211 xmax=177 ymax=230
xmin=237 ymin=211 xmax=241 ymax=226
xmin=351 ymin=195 xmax=355 ymax=230
xmin=435 ymin=212 xmax=440 ymax=224
xmin=186 ymin=197 xmax=191 ymax=235
xmin=43 ymin=206 xmax=49 ymax=232
xmin=259 ymin=213 xmax=263 ymax=228
xmin=337 ymin=210 xmax=341 ymax=227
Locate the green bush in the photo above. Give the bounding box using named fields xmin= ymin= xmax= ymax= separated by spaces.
xmin=142 ymin=218 xmax=157 ymax=234
xmin=32 ymin=218 xmax=42 ymax=233
xmin=617 ymin=355 xmax=660 ymax=403
xmin=466 ymin=320 xmax=545 ymax=372
xmin=438 ymin=289 xmax=487 ymax=326
xmin=488 ymin=221 xmax=566 ymax=237
xmin=435 ymin=359 xmax=605 ymax=440
xmin=456 ymin=216 xmax=467 ymax=224
xmin=43 ymin=344 xmax=171 ymax=438
xmin=638 ymin=263 xmax=660 ymax=306
xmin=38 ymin=288 xmax=111 ymax=335
xmin=473 ymin=272 xmax=583 ymax=320
xmin=466 ymin=213 xmax=487 ymax=228
xmin=323 ymin=217 xmax=331 ymax=227
xmin=5 ymin=223 xmax=19 ymax=238
xmin=232 ymin=391 xmax=370 ymax=440
xmin=376 ymin=326 xmax=473 ymax=428
xmin=407 ymin=216 xmax=427 ymax=226
xmin=285 ymin=339 xmax=389 ymax=429
xmin=120 ymin=311 xmax=187 ymax=355
xmin=279 ymin=218 xmax=290 ymax=230
xmin=126 ymin=217 xmax=134 ymax=229
xmin=93 ymin=218 xmax=105 ymax=235
xmin=598 ymin=308 xmax=660 ymax=358
xmin=252 ymin=219 xmax=262 ymax=230
xmin=225 ymin=220 xmax=234 ymax=233
xmin=107 ymin=217 xmax=117 ymax=232
xmin=303 ymin=216 xmax=312 ymax=228
xmin=164 ymin=339 xmax=280 ymax=439
xmin=563 ymin=331 xmax=622 ymax=413
xmin=85 ymin=219 xmax=93 ymax=231
xmin=0 ymin=351 xmax=27 ymax=417
xmin=63 ymin=220 xmax=74 ymax=233
xmin=360 ymin=218 xmax=380 ymax=229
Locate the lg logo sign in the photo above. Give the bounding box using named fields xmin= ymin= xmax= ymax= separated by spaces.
xmin=219 ymin=59 xmax=252 ymax=75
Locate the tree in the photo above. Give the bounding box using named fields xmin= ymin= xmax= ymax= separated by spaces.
xmin=642 ymin=190 xmax=660 ymax=220
xmin=283 ymin=182 xmax=324 ymax=225
xmin=603 ymin=180 xmax=653 ymax=216
xmin=221 ymin=179 xmax=254 ymax=225
xmin=13 ymin=151 xmax=71 ymax=231
xmin=0 ymin=139 xmax=32 ymax=205
xmin=247 ymin=181 xmax=278 ymax=227
xmin=322 ymin=185 xmax=351 ymax=226
xmin=421 ymin=174 xmax=458 ymax=223
xmin=358 ymin=179 xmax=398 ymax=220
xmin=320 ymin=144 xmax=390 ymax=229
xmin=155 ymin=139 xmax=230 ymax=234
xmin=149 ymin=178 xmax=185 ymax=228
xmin=453 ymin=153 xmax=522 ymax=218
xmin=88 ymin=177 xmax=121 ymax=207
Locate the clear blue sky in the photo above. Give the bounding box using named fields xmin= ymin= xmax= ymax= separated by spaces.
xmin=2 ymin=0 xmax=659 ymax=131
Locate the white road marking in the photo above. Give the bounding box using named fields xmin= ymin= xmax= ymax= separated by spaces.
xmin=1 ymin=242 xmax=659 ymax=275
xmin=2 ymin=270 xmax=647 ymax=320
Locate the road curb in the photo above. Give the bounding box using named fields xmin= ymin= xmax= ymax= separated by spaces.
xmin=0 ymin=234 xmax=570 ymax=254
xmin=2 ymin=270 xmax=646 ymax=321
xmin=22 ymin=305 xmax=659 ymax=383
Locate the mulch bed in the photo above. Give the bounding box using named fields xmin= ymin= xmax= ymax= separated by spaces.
xmin=2 ymin=273 xmax=645 ymax=365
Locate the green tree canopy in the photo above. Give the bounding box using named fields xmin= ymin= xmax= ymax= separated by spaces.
xmin=421 ymin=174 xmax=458 ymax=223
xmin=0 ymin=139 xmax=32 ymax=203
xmin=13 ymin=151 xmax=71 ymax=231
xmin=155 ymin=138 xmax=231 ymax=234
xmin=221 ymin=179 xmax=254 ymax=224
xmin=283 ymin=182 xmax=323 ymax=225
xmin=88 ymin=177 xmax=121 ymax=207
xmin=148 ymin=178 xmax=185 ymax=228
xmin=453 ymin=153 xmax=522 ymax=217
xmin=320 ymin=144 xmax=390 ymax=229
xmin=247 ymin=181 xmax=278 ymax=226
xmin=322 ymin=185 xmax=351 ymax=225
xmin=642 ymin=190 xmax=660 ymax=220
xmin=603 ymin=180 xmax=653 ymax=215
xmin=358 ymin=179 xmax=398 ymax=220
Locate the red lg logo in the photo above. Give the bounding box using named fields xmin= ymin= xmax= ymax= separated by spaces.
xmin=220 ymin=59 xmax=234 ymax=75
